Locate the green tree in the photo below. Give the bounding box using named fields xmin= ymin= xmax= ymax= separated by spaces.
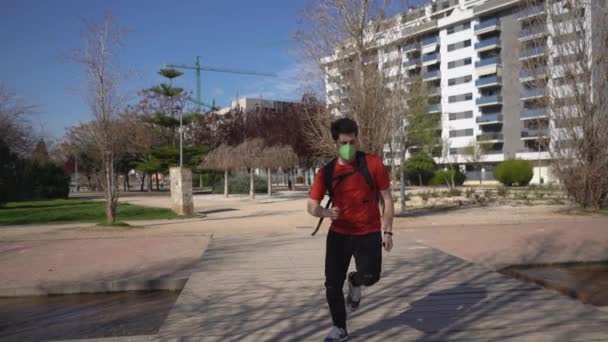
xmin=403 ymin=152 xmax=436 ymax=186
xmin=396 ymin=77 xmax=441 ymax=210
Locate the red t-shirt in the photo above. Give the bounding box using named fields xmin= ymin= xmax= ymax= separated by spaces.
xmin=310 ymin=153 xmax=390 ymax=235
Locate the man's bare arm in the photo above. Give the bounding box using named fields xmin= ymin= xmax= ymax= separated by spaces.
xmin=380 ymin=189 xmax=394 ymax=232
xmin=307 ymin=199 xmax=340 ymax=220
xmin=307 ymin=199 xmax=326 ymax=218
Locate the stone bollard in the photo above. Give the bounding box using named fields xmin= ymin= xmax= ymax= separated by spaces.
xmin=170 ymin=167 xmax=194 ymax=215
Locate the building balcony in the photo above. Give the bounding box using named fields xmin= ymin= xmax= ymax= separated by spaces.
xmin=421 ymin=36 xmax=439 ymax=46
xmin=521 ymin=108 xmax=548 ymax=120
xmin=432 ymin=0 xmax=458 ymax=14
xmin=475 ymin=37 xmax=501 ymax=52
xmin=516 ymin=151 xmax=551 ymax=160
xmin=476 ymin=56 xmax=501 ymax=68
xmin=519 ymin=26 xmax=546 ymax=41
xmin=519 ymin=68 xmax=546 ymax=81
xmin=521 ymin=129 xmax=548 ymax=139
xmin=476 ymin=94 xmax=503 ymax=107
xmin=518 ymin=4 xmax=546 ymax=21
xmin=519 ymin=46 xmax=545 ymax=60
xmin=402 ymin=58 xmax=422 ymax=69
xmin=521 ymin=87 xmax=546 ymax=100
xmin=476 ymin=113 xmax=503 ymax=125
xmin=404 ymin=75 xmax=420 ymax=84
xmin=477 ymin=132 xmax=504 ymax=142
xmin=422 ymin=52 xmax=440 ymax=65
xmin=429 ymin=87 xmax=441 ymax=97
xmin=428 ymin=103 xmax=442 ymax=113
xmin=401 ymin=42 xmax=420 ymax=52
xmin=423 ymin=70 xmax=441 ymax=81
xmin=475 ymin=18 xmax=501 ymax=35
xmin=476 ymin=75 xmax=502 ymax=88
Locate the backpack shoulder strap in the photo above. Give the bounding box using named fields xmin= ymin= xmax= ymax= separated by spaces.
xmin=356 ymin=151 xmax=385 ymax=213
xmin=355 ymin=151 xmax=375 ymax=193
xmin=323 ymin=158 xmax=337 ymax=198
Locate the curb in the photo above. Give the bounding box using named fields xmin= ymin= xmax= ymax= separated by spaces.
xmin=0 ymin=277 xmax=188 ymax=297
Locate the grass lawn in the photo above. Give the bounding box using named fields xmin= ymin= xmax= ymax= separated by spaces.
xmin=0 ymin=199 xmax=188 ymax=225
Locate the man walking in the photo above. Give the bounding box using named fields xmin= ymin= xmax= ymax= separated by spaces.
xmin=307 ymin=118 xmax=394 ymax=341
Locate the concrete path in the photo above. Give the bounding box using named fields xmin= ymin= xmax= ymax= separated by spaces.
xmin=155 ymin=232 xmax=608 ymax=341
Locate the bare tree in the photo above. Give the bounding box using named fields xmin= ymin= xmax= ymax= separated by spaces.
xmin=260 ymin=145 xmax=299 ymax=196
xmin=438 ymin=138 xmax=459 ymax=190
xmin=72 ymin=15 xmax=129 ymax=223
xmin=233 ymin=139 xmax=265 ymax=199
xmin=521 ymin=0 xmax=608 ymax=208
xmin=0 ymin=86 xmax=35 ymax=155
xmin=463 ymin=139 xmax=491 ymax=185
xmin=296 ymin=0 xmax=405 ymax=157
xmin=202 ymin=144 xmax=237 ymax=198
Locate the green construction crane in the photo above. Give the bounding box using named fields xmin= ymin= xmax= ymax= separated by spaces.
xmin=165 ymin=56 xmax=277 ymax=113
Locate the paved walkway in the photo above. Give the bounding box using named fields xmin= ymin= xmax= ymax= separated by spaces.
xmin=155 ymin=232 xmax=607 ymax=341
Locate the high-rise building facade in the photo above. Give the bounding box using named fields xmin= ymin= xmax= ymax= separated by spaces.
xmin=323 ymin=0 xmax=602 ymax=183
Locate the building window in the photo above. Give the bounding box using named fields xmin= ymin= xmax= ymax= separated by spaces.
xmin=450 ymin=147 xmax=468 ymax=155
xmin=448 ymin=57 xmax=472 ymax=69
xmin=449 ymin=128 xmax=474 ymax=138
xmin=447 ymin=39 xmax=471 ymax=51
xmin=447 ymin=21 xmax=470 ymax=35
xmin=553 ymin=8 xmax=585 ymax=23
xmin=448 ymin=75 xmax=472 ymax=86
xmin=449 ymin=110 xmax=474 ymax=120
xmin=448 ymin=93 xmax=473 ymax=103
xmin=553 ymin=53 xmax=583 ymax=65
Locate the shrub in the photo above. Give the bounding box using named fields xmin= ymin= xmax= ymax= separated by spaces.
xmin=198 ymin=171 xmax=223 ymax=188
xmin=430 ymin=169 xmax=466 ymax=186
xmin=419 ymin=191 xmax=430 ymax=203
xmin=465 ymin=188 xmax=475 ymax=199
xmin=447 ymin=189 xmax=462 ymax=197
xmin=211 ymin=173 xmax=268 ymax=194
xmin=494 ymin=160 xmax=534 ymax=187
xmin=0 ymin=140 xmax=69 ymax=203
xmin=403 ymin=153 xmax=436 ymax=186
xmin=497 ymin=187 xmax=509 ymax=198
xmin=517 ymin=191 xmax=530 ymax=200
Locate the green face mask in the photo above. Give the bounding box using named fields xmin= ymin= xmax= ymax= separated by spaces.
xmin=338 ymin=144 xmax=356 ymax=161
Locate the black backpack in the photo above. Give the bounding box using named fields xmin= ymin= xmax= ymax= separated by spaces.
xmin=311 ymin=151 xmax=385 ymax=236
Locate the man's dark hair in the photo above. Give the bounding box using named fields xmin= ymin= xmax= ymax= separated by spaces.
xmin=330 ymin=118 xmax=358 ymax=141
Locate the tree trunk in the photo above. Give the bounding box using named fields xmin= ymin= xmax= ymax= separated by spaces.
xmin=400 ymin=167 xmax=406 ymax=213
xmin=155 ymin=174 xmax=160 ymax=191
xmin=224 ymin=169 xmax=229 ymax=198
xmin=199 ymin=173 xmax=203 ymax=188
xmin=140 ymin=173 xmax=145 ymax=192
xmin=305 ymin=168 xmax=311 ymax=192
xmin=104 ymin=155 xmax=116 ymax=224
xmin=267 ymin=168 xmax=272 ymax=197
xmin=479 ymin=165 xmax=483 ymax=185
xmin=126 ymin=174 xmax=130 ymax=191
xmin=249 ymin=169 xmax=255 ymax=199
xmin=418 ymin=174 xmax=422 ymax=187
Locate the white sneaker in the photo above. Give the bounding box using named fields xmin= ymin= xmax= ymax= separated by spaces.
xmin=324 ymin=326 xmax=348 ymax=342
xmin=346 ymin=271 xmax=362 ymax=311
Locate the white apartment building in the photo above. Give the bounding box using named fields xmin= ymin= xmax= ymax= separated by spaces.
xmin=322 ymin=0 xmax=603 ymax=183
xmin=217 ymin=97 xmax=296 ymax=115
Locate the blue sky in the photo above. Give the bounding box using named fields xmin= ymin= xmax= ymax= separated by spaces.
xmin=1 ymin=0 xmax=309 ymax=138
xmin=1 ymin=0 xmax=430 ymax=139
